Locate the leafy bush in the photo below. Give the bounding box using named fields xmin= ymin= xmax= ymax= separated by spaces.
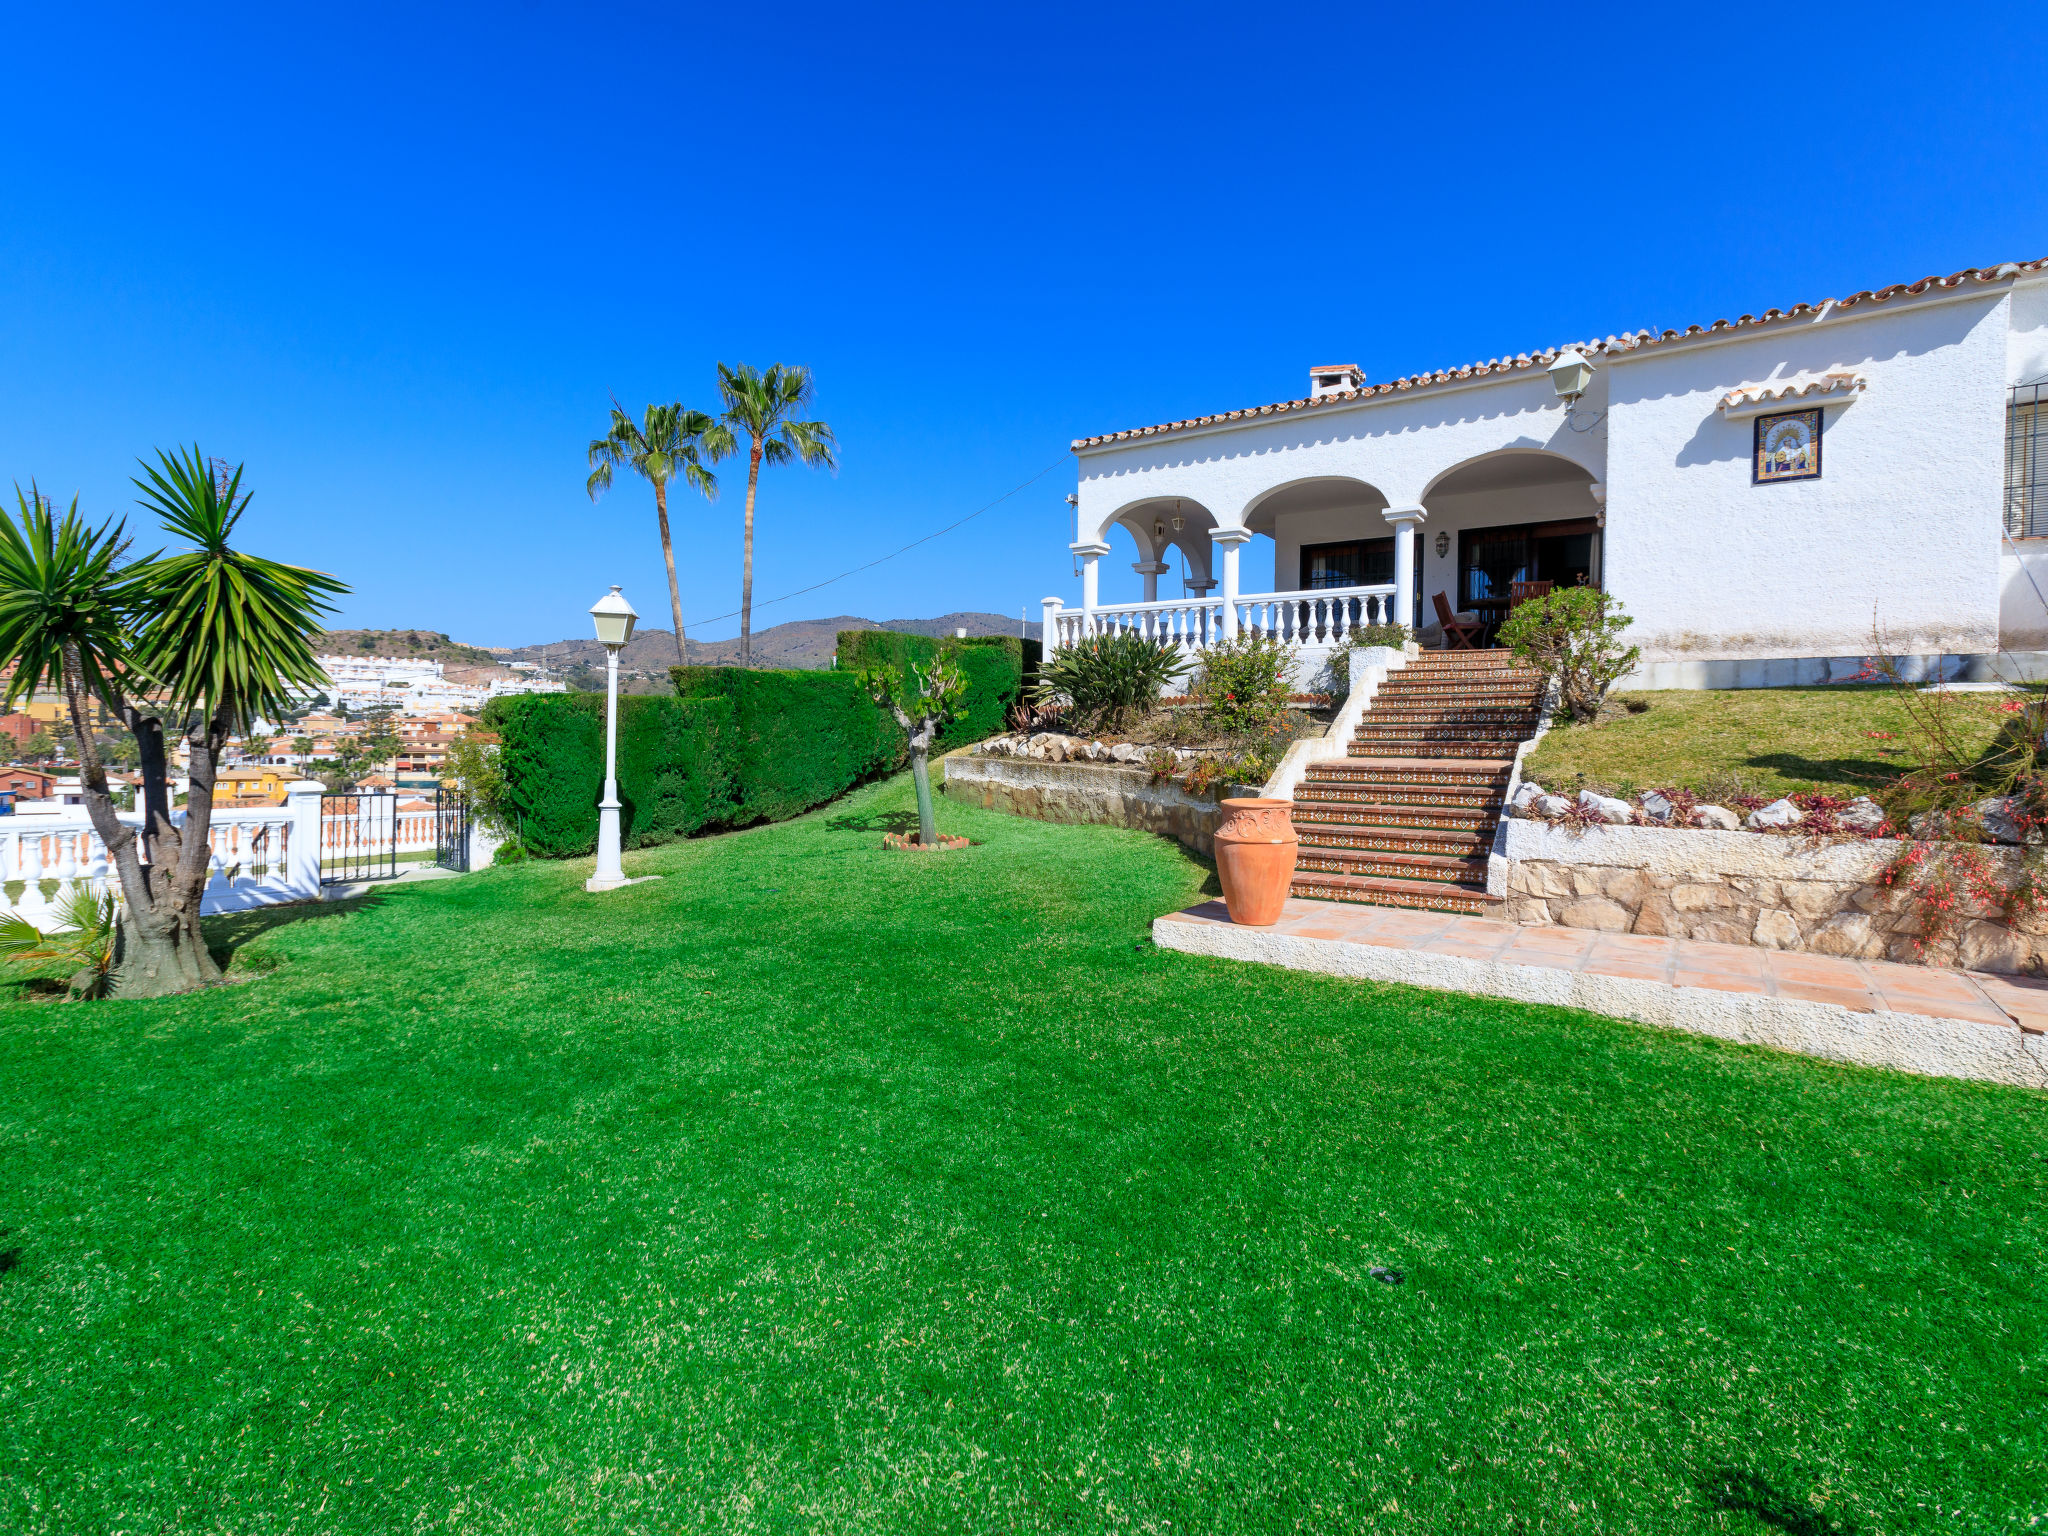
xmin=1194 ymin=634 xmax=1293 ymax=735
xmin=1032 ymin=631 xmax=1185 ymax=731
xmin=672 ymin=666 xmax=895 ymax=825
xmin=1495 ymin=588 xmax=1640 ymax=724
xmin=1353 ymin=622 xmax=1411 ymax=650
xmin=484 ymin=692 xmax=737 ymax=857
xmin=835 ymin=630 xmax=1029 ymax=752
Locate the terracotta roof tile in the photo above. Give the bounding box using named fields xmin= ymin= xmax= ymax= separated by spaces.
xmin=1071 ymin=258 xmax=2048 ymax=451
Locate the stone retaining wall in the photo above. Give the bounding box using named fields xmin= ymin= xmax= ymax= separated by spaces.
xmin=941 ymin=753 xmax=1256 ymax=857
xmin=1493 ymin=819 xmax=2044 ymax=975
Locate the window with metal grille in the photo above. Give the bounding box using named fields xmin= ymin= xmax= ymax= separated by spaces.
xmin=2008 ymin=382 xmax=2048 ymax=538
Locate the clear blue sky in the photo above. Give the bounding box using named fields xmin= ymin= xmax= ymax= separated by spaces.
xmin=3 ymin=3 xmax=2042 ymax=646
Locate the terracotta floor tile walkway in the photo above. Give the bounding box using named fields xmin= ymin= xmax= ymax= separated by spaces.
xmin=1160 ymin=898 xmax=2048 ymax=1036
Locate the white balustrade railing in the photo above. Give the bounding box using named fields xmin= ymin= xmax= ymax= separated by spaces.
xmin=1047 ymin=584 xmax=1396 ymax=655
xmin=1054 ymin=594 xmax=1225 ymax=656
xmin=1233 ymin=585 xmax=1398 ymax=647
xmin=0 ymin=785 xmax=326 ymax=931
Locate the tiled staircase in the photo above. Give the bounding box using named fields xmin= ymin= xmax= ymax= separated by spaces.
xmin=1289 ymin=650 xmax=1545 ymax=915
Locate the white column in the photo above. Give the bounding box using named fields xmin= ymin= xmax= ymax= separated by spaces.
xmin=1211 ymin=527 xmax=1252 ymax=640
xmin=1070 ymin=541 xmax=1109 ymax=634
xmin=285 ymin=780 xmax=326 ymax=901
xmin=1133 ymin=560 xmax=1169 ymax=603
xmin=587 ymin=644 xmax=627 ymax=891
xmin=1382 ymin=505 xmax=1427 ymax=634
xmin=1041 ymin=597 xmax=1064 ymax=654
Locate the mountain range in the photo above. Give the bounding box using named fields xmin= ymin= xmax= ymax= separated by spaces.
xmin=499 ymin=611 xmax=1039 ymax=683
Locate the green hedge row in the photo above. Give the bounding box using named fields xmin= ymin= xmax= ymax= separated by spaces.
xmin=669 ymin=666 xmax=898 ymax=825
xmin=486 ymin=641 xmax=1032 ymax=858
xmin=832 ymin=631 xmax=1037 ymax=753
xmin=485 ymin=692 xmax=738 ymax=857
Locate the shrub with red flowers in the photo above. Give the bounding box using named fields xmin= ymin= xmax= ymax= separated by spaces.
xmin=1193 ymin=634 xmax=1294 ymax=736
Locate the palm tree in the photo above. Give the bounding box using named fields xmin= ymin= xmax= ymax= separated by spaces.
xmin=0 ymin=451 xmax=347 ymax=996
xmin=586 ymin=401 xmax=724 ymax=665
xmin=713 ymin=363 xmax=836 ymax=665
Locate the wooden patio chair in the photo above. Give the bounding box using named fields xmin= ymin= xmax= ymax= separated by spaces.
xmin=1509 ymin=579 xmax=1554 ymax=610
xmin=1432 ymin=591 xmax=1484 ymax=650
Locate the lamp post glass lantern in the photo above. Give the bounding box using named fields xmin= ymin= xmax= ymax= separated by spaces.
xmin=586 ymin=585 xmax=639 ymax=892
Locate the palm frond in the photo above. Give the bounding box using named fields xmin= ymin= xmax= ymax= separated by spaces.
xmin=127 ymin=446 xmax=348 ymax=732
xmin=0 ymin=482 xmax=140 ymax=715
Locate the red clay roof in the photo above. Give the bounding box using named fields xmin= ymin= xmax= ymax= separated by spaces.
xmin=1070 ymin=258 xmax=2048 ymax=451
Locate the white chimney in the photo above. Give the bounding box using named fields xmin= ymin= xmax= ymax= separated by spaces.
xmin=1309 ymin=363 xmax=1365 ymax=398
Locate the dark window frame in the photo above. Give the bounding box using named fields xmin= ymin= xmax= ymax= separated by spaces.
xmin=1298 ymin=536 xmax=1393 ymax=592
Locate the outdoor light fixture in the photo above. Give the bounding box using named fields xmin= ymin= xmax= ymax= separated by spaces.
xmin=586 ymin=585 xmax=639 ymax=893
xmin=1435 ymin=531 xmax=1450 ymax=558
xmin=1172 ymin=500 xmax=1185 ymax=534
xmin=1154 ymin=519 xmax=1165 ymax=541
xmin=1548 ymin=348 xmax=1596 ymax=404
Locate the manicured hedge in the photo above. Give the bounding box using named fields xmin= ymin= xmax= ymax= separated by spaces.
xmin=670 ymin=666 xmax=898 ymax=826
xmin=833 ymin=631 xmax=1037 ymax=752
xmin=488 ymin=648 xmax=1027 ymax=859
xmin=484 ymin=693 xmax=736 ymax=857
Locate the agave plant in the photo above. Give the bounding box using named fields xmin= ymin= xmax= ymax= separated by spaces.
xmin=1032 ymin=631 xmax=1185 ymax=732
xmin=0 ymin=886 xmax=119 ymax=999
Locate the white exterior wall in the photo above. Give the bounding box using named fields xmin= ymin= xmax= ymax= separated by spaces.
xmin=1075 ymin=369 xmax=1605 ymax=543
xmin=1604 ymin=292 xmax=2009 ymax=661
xmin=1070 ymin=272 xmax=2034 ymax=677
xmin=2010 ymin=277 xmax=2048 ymax=384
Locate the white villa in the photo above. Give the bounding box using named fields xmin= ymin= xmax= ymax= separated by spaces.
xmin=1049 ymin=258 xmax=2048 ymax=687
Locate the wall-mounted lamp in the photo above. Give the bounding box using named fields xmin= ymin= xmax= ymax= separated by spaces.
xmin=1153 ymin=519 xmax=1165 ymax=541
xmin=1548 ymin=348 xmax=1596 ymax=404
xmin=1434 ymin=531 xmax=1450 ymax=558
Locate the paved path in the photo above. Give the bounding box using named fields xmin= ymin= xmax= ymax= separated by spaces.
xmin=1154 ymin=898 xmax=2048 ymax=1087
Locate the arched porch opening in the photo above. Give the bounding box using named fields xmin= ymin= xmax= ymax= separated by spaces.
xmin=1243 ymin=476 xmax=1393 ymax=594
xmin=1101 ymin=497 xmax=1219 ymax=603
xmin=1419 ymin=451 xmax=1602 ymax=643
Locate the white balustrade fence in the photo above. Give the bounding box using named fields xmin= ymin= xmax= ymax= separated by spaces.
xmin=1053 ymin=595 xmax=1225 ymax=657
xmin=1232 ymin=585 xmax=1398 ymax=647
xmin=0 ymin=783 xmax=327 ymax=931
xmin=1046 ymin=585 xmax=1396 ymax=656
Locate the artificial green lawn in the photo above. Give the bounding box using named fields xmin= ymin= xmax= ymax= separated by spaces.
xmin=2 ymin=775 xmax=2044 ymax=1533
xmin=1522 ymin=685 xmax=2018 ymax=803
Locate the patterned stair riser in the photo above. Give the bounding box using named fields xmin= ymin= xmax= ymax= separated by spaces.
xmin=1368 ymin=712 xmax=1540 ymax=729
xmin=1294 ymin=824 xmax=1491 ymax=855
xmin=1297 ymin=850 xmax=1490 ymax=883
xmin=1289 ymin=874 xmax=1496 ymax=916
xmin=1296 ymin=807 xmax=1503 ymax=832
xmin=1286 ymin=653 xmax=1544 ymax=914
xmin=1346 ymin=743 xmax=1522 ymax=759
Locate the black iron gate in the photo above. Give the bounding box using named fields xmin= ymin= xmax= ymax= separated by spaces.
xmin=434 ymin=787 xmax=472 ymax=874
xmin=319 ymin=792 xmax=397 ymax=885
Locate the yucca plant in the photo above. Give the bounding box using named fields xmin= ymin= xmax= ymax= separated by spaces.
xmin=0 ymin=450 xmax=347 ymax=996
xmin=1032 ymin=631 xmax=1185 ymax=732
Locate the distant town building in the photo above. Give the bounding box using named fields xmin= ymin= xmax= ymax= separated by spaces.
xmin=306 ymin=655 xmax=565 ymax=715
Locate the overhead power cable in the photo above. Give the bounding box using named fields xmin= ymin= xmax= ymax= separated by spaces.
xmin=681 ymin=458 xmax=1067 ymax=629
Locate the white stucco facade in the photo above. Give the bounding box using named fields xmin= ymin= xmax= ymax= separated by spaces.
xmin=1058 ymin=259 xmax=2048 ymax=686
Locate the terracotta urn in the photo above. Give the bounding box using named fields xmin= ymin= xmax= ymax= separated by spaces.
xmin=1212 ymin=797 xmax=1299 ymax=926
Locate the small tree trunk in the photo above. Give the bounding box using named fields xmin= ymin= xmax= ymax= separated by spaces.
xmin=655 ymin=479 xmax=687 ymax=666
xmin=911 ymin=745 xmax=938 ymax=846
xmin=740 ymin=444 xmax=762 ymax=666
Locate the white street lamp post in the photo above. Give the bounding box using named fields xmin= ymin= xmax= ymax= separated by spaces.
xmin=585 ymin=584 xmax=639 ymax=893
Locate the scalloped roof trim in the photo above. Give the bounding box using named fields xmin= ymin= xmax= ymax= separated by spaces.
xmin=1071 ymin=258 xmax=2047 ymax=451
xmin=1719 ymin=370 xmax=1867 ymax=411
